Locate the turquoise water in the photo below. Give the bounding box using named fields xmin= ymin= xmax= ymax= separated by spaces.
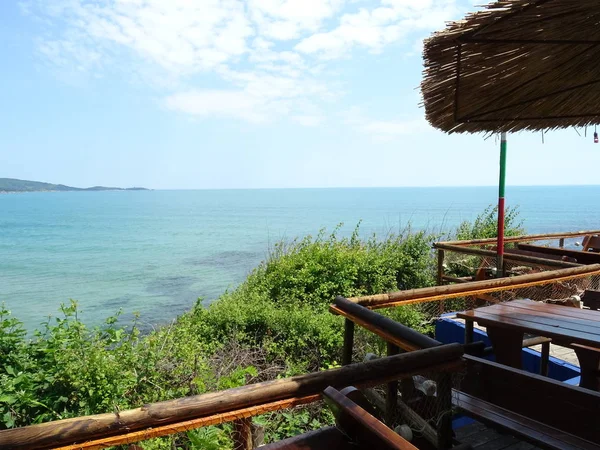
xmin=1 ymin=186 xmax=599 ymax=331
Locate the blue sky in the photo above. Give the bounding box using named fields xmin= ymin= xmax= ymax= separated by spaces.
xmin=1 ymin=0 xmax=599 ymax=189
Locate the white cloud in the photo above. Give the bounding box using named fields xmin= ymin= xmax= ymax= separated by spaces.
xmin=24 ymin=0 xmax=465 ymax=124
xmin=292 ymin=115 xmax=324 ymax=126
xmin=165 ymin=90 xmax=268 ymax=123
xmin=249 ymin=0 xmax=345 ymax=40
xmin=32 ymin=0 xmax=254 ymax=75
xmin=344 ymin=106 xmax=429 ymax=140
xmin=296 ymin=0 xmax=458 ymax=58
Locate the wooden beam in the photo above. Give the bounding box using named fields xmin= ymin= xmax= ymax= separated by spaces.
xmin=324 ymin=387 xmax=419 ymax=450
xmin=349 ymin=264 xmax=600 ymax=309
xmin=434 ymin=243 xmax=579 ymax=268
xmin=0 ymin=345 xmax=464 ymax=450
xmin=363 ymin=388 xmax=438 ymax=448
xmin=437 ymin=230 xmax=600 ymax=247
xmin=332 ymin=297 xmax=442 ymax=350
xmin=462 ymin=355 xmax=600 ymax=444
xmin=518 ymin=243 xmax=600 ymax=264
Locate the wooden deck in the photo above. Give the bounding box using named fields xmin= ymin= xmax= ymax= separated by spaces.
xmin=455 ymin=421 xmax=541 ymax=450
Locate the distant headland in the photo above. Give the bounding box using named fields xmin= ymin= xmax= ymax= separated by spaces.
xmin=0 ymin=178 xmax=149 ymax=193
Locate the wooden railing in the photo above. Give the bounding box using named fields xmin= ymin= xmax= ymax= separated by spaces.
xmin=435 ymin=230 xmax=600 ymax=284
xmin=438 ymin=230 xmax=600 ymax=248
xmin=331 ymin=297 xmax=474 ymax=449
xmin=345 ymin=264 xmax=600 ymax=310
xmin=0 ymin=342 xmax=463 ymax=450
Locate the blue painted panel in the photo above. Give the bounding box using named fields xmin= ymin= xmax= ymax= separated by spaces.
xmin=435 ymin=317 xmax=580 ymax=382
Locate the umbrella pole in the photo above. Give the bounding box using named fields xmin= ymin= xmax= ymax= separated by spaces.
xmin=497 ymin=132 xmax=507 ymax=277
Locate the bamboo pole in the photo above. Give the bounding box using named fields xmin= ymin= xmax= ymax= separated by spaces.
xmin=349 ymin=264 xmax=600 ymax=309
xmin=496 ymin=131 xmax=507 ymax=277
xmin=56 ymin=396 xmax=321 ymax=450
xmin=434 ymin=243 xmax=579 ymax=268
xmin=436 ymin=230 xmax=600 ymax=248
xmin=0 ymin=345 xmax=464 ymax=450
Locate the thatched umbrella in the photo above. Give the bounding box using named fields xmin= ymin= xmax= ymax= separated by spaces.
xmin=421 ymin=0 xmax=600 ymax=274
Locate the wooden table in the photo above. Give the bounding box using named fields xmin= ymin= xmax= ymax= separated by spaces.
xmin=457 ymin=299 xmax=600 ymax=391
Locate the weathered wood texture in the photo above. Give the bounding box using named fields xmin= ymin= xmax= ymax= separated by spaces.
xmin=386 ymin=343 xmax=400 ymax=425
xmin=342 ymin=318 xmax=355 ymax=365
xmin=349 ymin=264 xmax=600 ymax=309
xmin=583 ymin=290 xmax=600 ymax=310
xmin=332 ymin=296 xmax=442 ymax=351
xmin=583 ymin=236 xmax=600 ymax=253
xmin=453 ymin=390 xmax=599 ymax=450
xmin=363 ymin=388 xmax=438 ymax=448
xmin=56 ymin=396 xmax=321 ymax=450
xmin=232 ymin=418 xmax=253 ymax=450
xmin=462 ymin=355 xmax=600 ymax=444
xmin=438 ymin=230 xmax=600 ymax=248
xmin=518 ymin=243 xmax=600 ymax=264
xmin=458 ymin=299 xmax=600 ymax=390
xmin=0 ymin=344 xmax=463 ymax=450
xmin=323 ymin=387 xmax=418 ymax=450
xmin=434 ymin=243 xmax=579 ymax=268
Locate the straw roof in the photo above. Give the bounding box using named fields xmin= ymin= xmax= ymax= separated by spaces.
xmin=422 ymin=0 xmax=600 ymax=133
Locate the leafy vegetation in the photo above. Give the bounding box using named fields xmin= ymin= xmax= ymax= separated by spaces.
xmin=446 ymin=205 xmax=525 ymax=278
xmin=0 ymin=209 xmax=524 ymax=448
xmin=454 ymin=205 xmax=525 ymax=242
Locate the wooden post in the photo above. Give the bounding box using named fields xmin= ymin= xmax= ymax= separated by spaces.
xmin=540 ymin=341 xmax=550 ymax=377
xmin=559 ymin=238 xmax=565 ymax=248
xmin=233 ymin=418 xmax=253 ymax=450
xmin=385 ymin=343 xmax=399 ymax=426
xmin=435 ymin=373 xmax=453 ymax=450
xmin=437 ymin=249 xmax=446 ymax=316
xmin=342 ymin=319 xmax=355 ymax=366
xmin=364 ymin=388 xmax=438 ymax=448
xmin=437 ymin=249 xmax=445 ymax=285
xmin=465 ymin=320 xmax=474 ymax=345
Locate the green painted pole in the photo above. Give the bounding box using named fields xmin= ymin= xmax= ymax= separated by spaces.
xmin=497 ymin=132 xmax=507 ymax=277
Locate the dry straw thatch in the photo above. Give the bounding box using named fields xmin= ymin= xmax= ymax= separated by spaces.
xmin=422 ymin=0 xmax=600 ymax=133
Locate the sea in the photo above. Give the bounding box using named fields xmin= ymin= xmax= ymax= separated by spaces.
xmin=1 ymin=186 xmax=599 ymax=332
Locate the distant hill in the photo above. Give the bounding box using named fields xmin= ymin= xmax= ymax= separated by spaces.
xmin=0 ymin=178 xmax=149 ymax=193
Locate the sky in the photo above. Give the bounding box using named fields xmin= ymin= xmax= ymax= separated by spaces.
xmin=1 ymin=0 xmax=599 ymax=190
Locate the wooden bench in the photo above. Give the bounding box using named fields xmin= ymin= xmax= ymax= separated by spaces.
xmin=461 ymin=355 xmax=600 ymax=445
xmin=583 ymin=235 xmax=600 ymax=253
xmin=453 ymin=390 xmax=599 ymax=450
xmin=583 ymin=289 xmax=600 ymax=310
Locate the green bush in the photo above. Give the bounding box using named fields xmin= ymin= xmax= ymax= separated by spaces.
xmin=454 ymin=204 xmax=524 ymax=241
xmin=0 ymin=213 xmax=513 ymax=447
xmin=447 ymin=205 xmax=525 ymax=278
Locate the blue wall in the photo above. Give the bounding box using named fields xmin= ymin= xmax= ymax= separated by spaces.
xmin=435 ymin=317 xmax=580 ymax=382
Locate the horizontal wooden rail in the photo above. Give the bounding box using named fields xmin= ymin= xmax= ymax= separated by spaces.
xmin=434 ymin=243 xmax=579 ymax=268
xmin=518 ymin=244 xmax=600 ymax=264
xmin=437 ymin=230 xmax=600 ymax=247
xmin=332 ymin=297 xmax=442 ymax=351
xmin=349 ymin=264 xmax=600 ymax=309
xmin=0 ymin=344 xmax=464 ymax=450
